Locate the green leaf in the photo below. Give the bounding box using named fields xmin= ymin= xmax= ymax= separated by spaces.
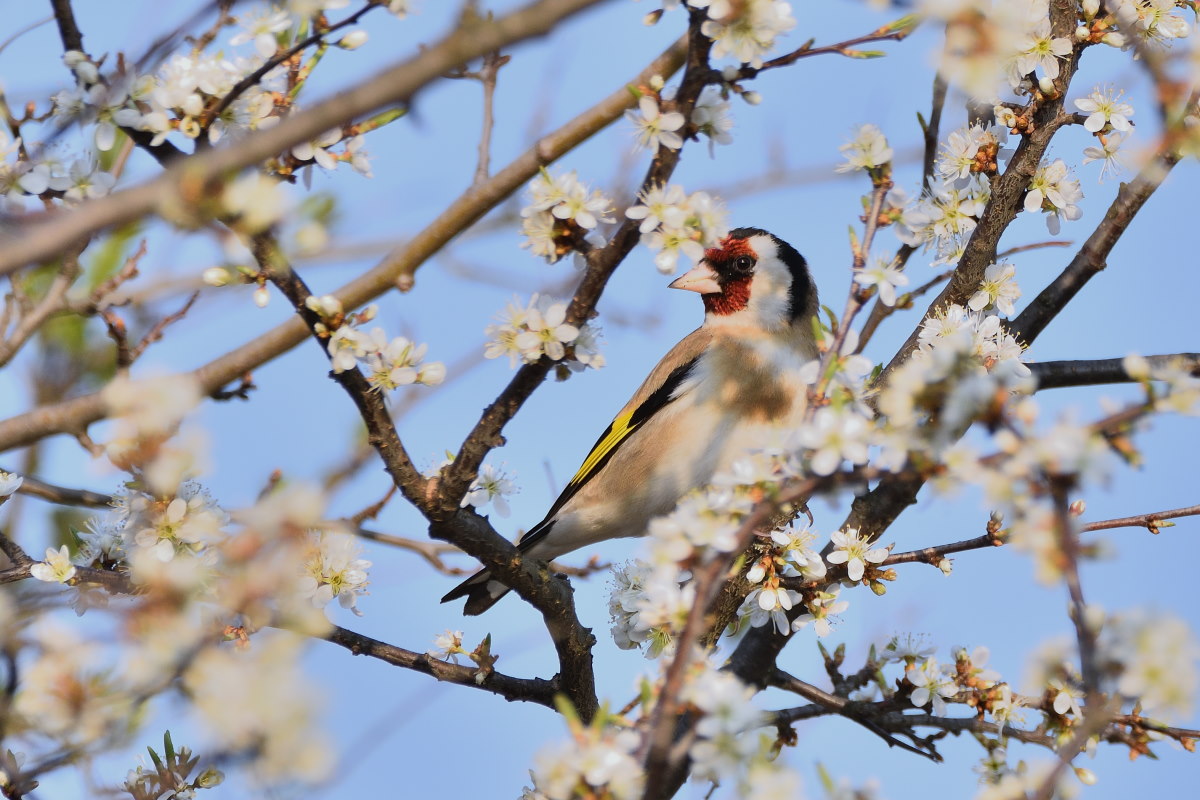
xmin=882 ymin=14 xmax=920 ymax=34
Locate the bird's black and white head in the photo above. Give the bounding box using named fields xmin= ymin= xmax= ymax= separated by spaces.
xmin=668 ymin=227 xmax=817 ymax=332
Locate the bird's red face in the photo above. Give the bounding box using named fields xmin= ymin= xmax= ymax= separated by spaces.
xmin=698 ymin=235 xmax=757 ymax=315
xmin=669 ymin=234 xmax=758 ymax=316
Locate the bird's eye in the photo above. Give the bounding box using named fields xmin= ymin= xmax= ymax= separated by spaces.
xmin=733 ymin=255 xmax=755 ymax=273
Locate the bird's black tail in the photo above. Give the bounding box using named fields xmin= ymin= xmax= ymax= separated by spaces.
xmin=440 ymin=568 xmax=511 ymax=616
xmin=441 ymin=518 xmax=557 ymax=615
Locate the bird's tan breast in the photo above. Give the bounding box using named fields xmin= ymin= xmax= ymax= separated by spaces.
xmin=696 ymin=336 xmax=804 ymax=424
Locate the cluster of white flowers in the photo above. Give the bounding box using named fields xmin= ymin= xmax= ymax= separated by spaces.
xmin=307 ymin=295 xmax=445 ymax=389
xmin=1025 ymin=608 xmax=1200 ymax=727
xmin=528 ymin=722 xmax=643 ymax=800
xmin=13 ymin=623 xmax=132 ymax=747
xmin=876 ymin=304 xmax=1030 ymax=467
xmin=184 ymin=634 xmax=333 ymax=782
xmin=484 ymin=293 xmax=605 ymax=372
xmin=608 ymin=481 xmax=758 ymax=656
xmin=1100 ymin=609 xmax=1200 ymax=719
xmin=890 ymin=179 xmax=991 ymax=267
xmin=520 ymin=170 xmax=614 ymax=264
xmin=296 ymin=530 xmax=372 ymax=616
xmin=695 ymin=0 xmax=796 ymax=69
xmin=1024 ymin=158 xmax=1083 ymax=234
xmin=1110 ymin=0 xmax=1191 ymax=48
xmin=102 ymin=374 xmax=200 ymax=464
xmin=836 ymin=123 xmax=893 ymax=174
xmin=914 ymin=302 xmax=1029 ymax=376
xmin=740 ymin=525 xmax=828 ymax=625
xmin=0 ymin=125 xmax=117 ymax=206
xmin=684 ymin=666 xmax=769 ymax=782
xmin=128 ymin=51 xmax=278 ymax=146
xmin=625 ymin=183 xmax=729 ymax=273
xmin=936 ymin=124 xmax=1008 ymax=189
xmin=75 ymin=483 xmax=227 ymax=578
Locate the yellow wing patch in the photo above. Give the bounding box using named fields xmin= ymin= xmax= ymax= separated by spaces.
xmin=567 ymin=409 xmax=638 ymax=489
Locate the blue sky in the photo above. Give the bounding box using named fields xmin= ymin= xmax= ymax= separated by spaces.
xmin=1 ymin=0 xmax=1198 ymax=798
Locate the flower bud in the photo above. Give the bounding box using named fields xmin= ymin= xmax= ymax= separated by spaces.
xmin=743 ymin=91 xmax=762 ymax=106
xmin=1081 ymin=0 xmax=1100 ymax=18
xmin=1101 ymin=31 xmax=1126 ymax=47
xmin=1075 ymin=26 xmax=1090 ymax=41
xmin=253 ymin=286 xmax=270 ymax=308
xmin=649 ymin=74 xmax=665 ymax=91
xmin=1122 ymin=353 xmax=1150 ymax=380
xmin=338 ymin=30 xmax=368 ymax=50
xmin=1038 ymin=76 xmax=1056 ymax=95
xmin=196 ymin=768 xmax=225 ymax=788
xmin=202 ymin=267 xmax=232 ymax=287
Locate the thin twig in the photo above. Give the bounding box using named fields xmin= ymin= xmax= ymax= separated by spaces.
xmin=1081 ymin=503 xmax=1200 ymax=534
xmin=12 ymin=473 xmax=112 ymax=508
xmin=0 ymin=33 xmax=690 ymax=455
xmin=0 ymin=0 xmax=612 ymax=279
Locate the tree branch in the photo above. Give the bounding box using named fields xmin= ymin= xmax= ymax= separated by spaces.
xmin=1029 ymin=353 xmax=1200 ymax=390
xmin=1011 ymin=148 xmax=1181 ymax=345
xmin=0 ymin=35 xmax=690 ymax=454
xmin=323 ymin=624 xmax=557 ymax=709
xmin=0 ymin=0 xmax=610 ymax=279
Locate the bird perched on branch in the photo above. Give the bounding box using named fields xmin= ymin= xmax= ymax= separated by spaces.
xmin=442 ymin=227 xmax=819 ymax=615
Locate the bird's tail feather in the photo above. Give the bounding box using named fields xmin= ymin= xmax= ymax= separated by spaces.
xmin=440 ymin=568 xmax=512 ymax=616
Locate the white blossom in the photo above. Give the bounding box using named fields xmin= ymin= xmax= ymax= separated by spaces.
xmin=968 ymin=262 xmax=1021 ymax=316
xmin=297 ymin=530 xmax=371 ymax=616
xmin=626 ymin=96 xmax=685 ymax=151
xmin=461 ymin=463 xmax=517 ymax=518
xmin=1074 ymin=86 xmax=1134 ymax=132
xmin=29 ymin=545 xmax=77 ymax=584
xmin=700 ymin=0 xmax=796 ymax=69
xmin=826 ymin=527 xmax=889 ymax=582
xmin=854 ymin=259 xmax=909 ymax=306
xmin=1024 ymin=158 xmax=1083 ymax=234
xmin=909 ymin=657 xmax=958 ymax=716
xmin=836 ymin=123 xmax=893 ymax=173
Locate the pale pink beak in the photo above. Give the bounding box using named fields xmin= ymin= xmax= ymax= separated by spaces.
xmin=668 ymin=262 xmax=721 ymax=294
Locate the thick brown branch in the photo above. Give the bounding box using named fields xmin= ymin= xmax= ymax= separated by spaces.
xmin=1029 ymin=354 xmax=1200 ymax=390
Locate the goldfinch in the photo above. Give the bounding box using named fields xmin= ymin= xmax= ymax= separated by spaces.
xmin=443 ymin=227 xmax=818 ymax=615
